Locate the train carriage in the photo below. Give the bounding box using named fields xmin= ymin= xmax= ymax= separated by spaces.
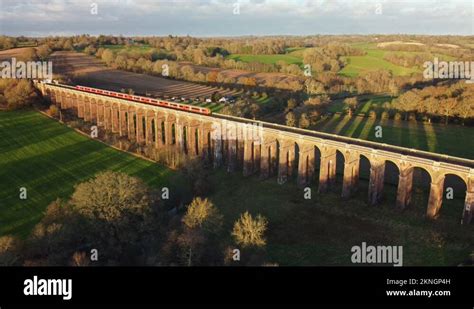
xmin=75 ymin=85 xmax=212 ymax=115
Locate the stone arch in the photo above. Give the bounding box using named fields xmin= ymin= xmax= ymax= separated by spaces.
xmin=340 ymin=149 xmax=360 ymax=199
xmin=277 ymin=139 xmax=295 ymax=184
xmin=191 ymin=125 xmax=199 ymax=156
xmin=318 ymin=145 xmax=337 ymax=193
xmin=408 ymin=165 xmax=433 ymax=216
xmin=383 ymin=159 xmax=401 ymax=204
xmin=171 ymin=123 xmax=176 ymax=145
xmin=145 ymin=110 xmax=156 ymax=145
xmin=296 ymin=143 xmax=316 ymax=187
xmin=89 ymin=97 xmax=98 ymax=122
xmin=440 ymin=173 xmax=467 ymax=223
xmin=335 ymin=149 xmax=345 ymax=185
xmin=260 ymin=137 xmax=277 ymax=179
xmin=357 ymin=154 xmax=371 ymax=202
xmin=160 ymin=119 xmax=166 ymax=145
xmin=182 ymin=123 xmax=189 ymax=154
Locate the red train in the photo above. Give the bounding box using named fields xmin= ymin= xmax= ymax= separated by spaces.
xmin=75 ymin=85 xmax=212 ymax=115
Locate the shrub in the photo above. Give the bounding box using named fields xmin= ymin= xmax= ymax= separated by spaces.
xmin=232 ymin=211 xmax=268 ymax=248
xmin=47 ymin=104 xmax=59 ymax=117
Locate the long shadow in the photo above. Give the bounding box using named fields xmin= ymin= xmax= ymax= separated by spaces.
xmin=338 ymin=115 xmax=359 ymax=136
xmin=421 ymin=121 xmax=439 ymax=154
xmin=0 ymin=112 xmax=73 ymax=155
xmin=351 ymin=116 xmax=371 ymax=138
xmin=0 ymin=137 xmax=173 ymax=236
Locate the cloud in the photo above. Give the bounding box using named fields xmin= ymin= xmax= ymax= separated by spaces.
xmin=0 ymin=0 xmax=472 ymax=36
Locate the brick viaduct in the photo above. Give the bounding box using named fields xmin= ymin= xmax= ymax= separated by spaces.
xmin=37 ymin=82 xmax=474 ymax=225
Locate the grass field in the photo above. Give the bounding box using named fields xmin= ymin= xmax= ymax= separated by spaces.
xmin=313 ymin=113 xmax=474 ymax=158
xmin=0 ymin=110 xmax=174 ymax=237
xmin=339 ymin=42 xmax=455 ymax=77
xmin=0 ymin=110 xmax=471 ymax=265
xmin=327 ymin=94 xmax=393 ymax=114
xmin=339 ymin=43 xmax=420 ymax=77
xmin=209 ymin=170 xmax=472 ymax=266
xmin=227 ymin=53 xmax=302 ymax=66
xmin=228 ymin=44 xmax=422 ymax=77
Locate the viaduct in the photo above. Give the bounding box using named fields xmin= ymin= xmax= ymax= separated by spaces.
xmin=37 ymin=82 xmax=474 ymax=225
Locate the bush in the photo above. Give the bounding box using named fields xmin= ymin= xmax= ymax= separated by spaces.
xmin=47 ymin=104 xmax=59 ymax=117
xmin=182 ymin=197 xmax=222 ymax=233
xmin=408 ymin=113 xmax=417 ymax=122
xmin=232 ymin=211 xmax=268 ymax=248
xmin=0 ymin=236 xmax=21 ymax=266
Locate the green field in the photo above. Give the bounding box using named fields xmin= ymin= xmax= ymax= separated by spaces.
xmin=209 ymin=170 xmax=472 ymax=266
xmin=0 ymin=110 xmax=174 ymax=237
xmin=228 ymin=44 xmax=422 ymax=76
xmin=0 ymin=110 xmax=472 ymax=265
xmin=327 ymin=94 xmax=393 ymax=114
xmin=339 ymin=42 xmax=455 ymax=77
xmin=313 ymin=113 xmax=474 ymax=158
xmin=339 ymin=43 xmax=419 ymax=77
xmin=227 ymin=53 xmax=302 ymax=65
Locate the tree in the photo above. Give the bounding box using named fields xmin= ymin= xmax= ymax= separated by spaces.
xmin=0 ymin=236 xmax=21 ymax=266
xmin=173 ymin=197 xmax=223 ymax=266
xmin=206 ymin=71 xmax=218 ymax=83
xmin=70 ymin=252 xmax=90 ymax=267
xmin=299 ymin=112 xmax=310 ymax=129
xmin=3 ymin=79 xmax=38 ymax=110
xmin=232 ymin=212 xmax=267 ymax=248
xmin=36 ymin=44 xmax=52 ymax=60
xmin=344 ymin=97 xmax=358 ymax=115
xmin=183 ymin=197 xmax=222 ymax=232
xmin=285 ymin=111 xmax=297 ymax=127
xmin=101 ymin=49 xmax=115 ymax=65
xmin=439 ymin=98 xmax=458 ymax=125
xmin=287 ymin=98 xmax=297 ymax=110
xmin=71 ymin=171 xmax=150 ymax=223
xmin=84 ymin=45 xmax=97 ymax=56
xmin=455 ymin=99 xmax=474 ymax=125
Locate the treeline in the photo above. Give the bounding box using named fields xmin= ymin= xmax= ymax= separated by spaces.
xmin=0 ymin=36 xmax=16 ymax=50
xmin=0 ymin=79 xmax=38 ymax=110
xmin=383 ymin=52 xmax=431 ymax=68
xmin=392 ymin=81 xmax=474 ymax=124
xmin=285 ymin=95 xmax=330 ymax=129
xmin=92 ymin=43 xmax=427 ymax=96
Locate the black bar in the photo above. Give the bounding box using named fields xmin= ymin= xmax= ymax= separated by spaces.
xmin=0 ymin=267 xmax=472 ymax=307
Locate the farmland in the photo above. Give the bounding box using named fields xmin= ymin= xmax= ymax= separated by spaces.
xmin=227 ymin=53 xmax=302 ymax=66
xmin=50 ymin=51 xmax=239 ymax=99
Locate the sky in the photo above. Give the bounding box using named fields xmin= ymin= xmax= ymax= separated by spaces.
xmin=0 ymin=0 xmax=473 ymax=37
